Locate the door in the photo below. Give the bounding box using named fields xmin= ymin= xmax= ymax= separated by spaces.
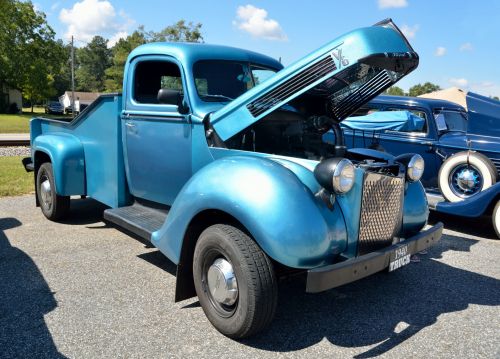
xmin=123 ymin=56 xmax=192 ymax=205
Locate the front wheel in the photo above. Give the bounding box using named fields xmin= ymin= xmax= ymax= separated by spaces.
xmin=193 ymin=224 xmax=278 ymax=338
xmin=36 ymin=162 xmax=70 ymax=221
xmin=438 ymin=151 xmax=497 ymax=202
xmin=493 ymin=201 xmax=500 ymax=239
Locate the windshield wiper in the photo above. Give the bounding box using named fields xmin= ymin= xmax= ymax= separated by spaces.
xmin=201 ymin=94 xmax=234 ymax=102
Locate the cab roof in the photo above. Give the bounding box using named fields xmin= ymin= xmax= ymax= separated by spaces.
xmin=127 ymin=42 xmax=283 ymax=70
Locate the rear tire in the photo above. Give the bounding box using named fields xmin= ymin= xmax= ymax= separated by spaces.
xmin=438 ymin=151 xmax=497 ymax=202
xmin=193 ymin=224 xmax=277 ymax=338
xmin=36 ymin=162 xmax=70 ymax=221
xmin=493 ymin=201 xmax=500 ymax=239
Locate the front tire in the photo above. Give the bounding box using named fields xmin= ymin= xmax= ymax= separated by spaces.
xmin=36 ymin=162 xmax=70 ymax=221
xmin=193 ymin=224 xmax=277 ymax=338
xmin=438 ymin=151 xmax=497 ymax=202
xmin=493 ymin=201 xmax=500 ymax=239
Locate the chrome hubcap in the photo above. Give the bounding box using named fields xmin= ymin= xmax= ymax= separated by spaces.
xmin=450 ymin=165 xmax=482 ymax=198
xmin=207 ymin=258 xmax=238 ymax=306
xmin=40 ymin=179 xmax=52 ymax=208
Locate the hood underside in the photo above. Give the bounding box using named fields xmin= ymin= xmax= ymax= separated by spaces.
xmin=466 ymin=92 xmax=500 ymax=138
xmin=210 ymin=19 xmax=419 ymax=141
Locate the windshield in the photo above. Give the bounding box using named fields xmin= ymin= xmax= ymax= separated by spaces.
xmin=434 ymin=110 xmax=467 ymax=132
xmin=193 ymin=60 xmax=278 ymax=102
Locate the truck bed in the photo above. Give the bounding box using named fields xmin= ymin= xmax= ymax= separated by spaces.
xmin=30 ymin=94 xmax=128 ymax=208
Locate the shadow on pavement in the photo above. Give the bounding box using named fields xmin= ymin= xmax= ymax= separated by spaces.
xmin=429 ymin=211 xmax=497 ymax=239
xmin=0 ymin=217 xmax=66 ymax=358
xmin=241 ymin=233 xmax=500 ymax=357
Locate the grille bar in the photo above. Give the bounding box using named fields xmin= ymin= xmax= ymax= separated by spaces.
xmin=489 ymin=157 xmax=500 ymax=175
xmin=330 ymin=69 xmax=393 ymax=121
xmin=358 ymin=172 xmax=404 ymax=255
xmin=247 ymin=56 xmax=336 ymax=117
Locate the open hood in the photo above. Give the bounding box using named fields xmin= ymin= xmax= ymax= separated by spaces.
xmin=210 ymin=19 xmax=419 ymax=141
xmin=466 ymin=92 xmax=500 ymax=137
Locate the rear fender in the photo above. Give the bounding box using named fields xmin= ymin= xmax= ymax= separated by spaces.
xmin=151 ymin=156 xmax=347 ymax=269
xmin=32 ymin=133 xmax=85 ymax=196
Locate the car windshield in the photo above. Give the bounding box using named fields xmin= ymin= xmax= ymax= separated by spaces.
xmin=193 ymin=60 xmax=278 ymax=102
xmin=434 ymin=110 xmax=467 ymax=132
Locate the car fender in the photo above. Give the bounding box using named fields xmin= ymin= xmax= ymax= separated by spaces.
xmin=151 ymin=155 xmax=347 ymax=269
xmin=435 ymin=182 xmax=500 ymax=217
xmin=32 ymin=133 xmax=85 ymax=196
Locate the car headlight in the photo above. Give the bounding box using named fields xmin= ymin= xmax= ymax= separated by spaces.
xmin=407 ymin=154 xmax=425 ymax=182
xmin=332 ymin=159 xmax=355 ymax=194
xmin=314 ymin=158 xmax=355 ymax=194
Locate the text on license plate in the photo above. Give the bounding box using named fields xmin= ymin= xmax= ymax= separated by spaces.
xmin=389 ymin=244 xmax=410 ymax=272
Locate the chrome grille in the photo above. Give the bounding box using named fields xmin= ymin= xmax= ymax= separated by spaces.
xmin=246 ymin=56 xmax=336 ymax=117
xmin=489 ymin=157 xmax=500 ymax=176
xmin=358 ymin=172 xmax=404 ymax=255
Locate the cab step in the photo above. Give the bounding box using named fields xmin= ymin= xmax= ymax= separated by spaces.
xmin=103 ymin=202 xmax=169 ymax=240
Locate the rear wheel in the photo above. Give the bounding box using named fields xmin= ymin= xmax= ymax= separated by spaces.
xmin=493 ymin=201 xmax=500 ymax=239
xmin=36 ymin=162 xmax=70 ymax=221
xmin=193 ymin=224 xmax=277 ymax=338
xmin=438 ymin=151 xmax=497 ymax=202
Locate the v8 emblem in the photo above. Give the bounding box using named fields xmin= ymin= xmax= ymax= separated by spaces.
xmin=332 ymin=49 xmax=349 ymax=68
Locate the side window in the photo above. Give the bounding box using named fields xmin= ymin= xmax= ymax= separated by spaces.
xmin=385 ymin=108 xmax=428 ymax=134
xmin=351 ymin=106 xmax=380 ymax=116
xmin=134 ymin=60 xmax=183 ymax=104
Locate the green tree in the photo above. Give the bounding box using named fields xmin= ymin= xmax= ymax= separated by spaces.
xmin=408 ymin=82 xmax=441 ymax=97
xmin=105 ymin=21 xmax=203 ymax=92
xmin=142 ymin=20 xmax=203 ymax=42
xmin=0 ymin=0 xmax=63 ymax=112
xmin=75 ymin=36 xmax=111 ymax=92
xmin=105 ymin=31 xmax=147 ymax=92
xmin=385 ymin=86 xmax=405 ymax=96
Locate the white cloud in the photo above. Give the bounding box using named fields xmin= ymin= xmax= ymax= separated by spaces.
xmin=108 ymin=31 xmax=128 ymax=47
xmin=434 ymin=46 xmax=446 ymax=57
xmin=400 ymin=24 xmax=419 ymax=39
xmin=449 ymin=78 xmax=469 ymax=88
xmin=59 ymin=0 xmax=134 ymax=46
xmin=378 ymin=0 xmax=408 ymax=9
xmin=234 ymin=5 xmax=287 ymax=41
xmin=51 ymin=2 xmax=60 ymax=11
xmin=470 ymin=81 xmax=500 ymax=98
xmin=459 ymin=42 xmax=473 ymax=51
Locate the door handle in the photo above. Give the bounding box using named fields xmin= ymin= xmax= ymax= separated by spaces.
xmin=125 ymin=121 xmax=138 ymax=134
xmin=125 ymin=122 xmax=136 ymax=128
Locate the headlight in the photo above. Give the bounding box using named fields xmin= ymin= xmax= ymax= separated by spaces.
xmin=332 ymin=159 xmax=355 ymax=194
xmin=314 ymin=158 xmax=355 ymax=195
xmin=407 ymin=154 xmax=424 ymax=182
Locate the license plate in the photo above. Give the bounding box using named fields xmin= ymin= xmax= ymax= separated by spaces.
xmin=388 ymin=244 xmax=411 ymax=272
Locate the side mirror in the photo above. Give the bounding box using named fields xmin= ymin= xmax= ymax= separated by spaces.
xmin=157 ymin=89 xmax=190 ymax=114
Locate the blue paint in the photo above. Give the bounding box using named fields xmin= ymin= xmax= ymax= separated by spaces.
xmin=29 ymin=21 xmax=431 ymax=270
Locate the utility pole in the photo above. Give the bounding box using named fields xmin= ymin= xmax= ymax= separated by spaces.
xmin=71 ymin=35 xmax=75 ymax=118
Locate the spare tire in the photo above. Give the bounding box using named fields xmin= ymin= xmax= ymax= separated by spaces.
xmin=438 ymin=151 xmax=497 ymax=202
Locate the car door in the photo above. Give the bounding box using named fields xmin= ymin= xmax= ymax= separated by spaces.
xmin=375 ymin=106 xmax=440 ymax=187
xmin=123 ymin=55 xmax=192 ymax=205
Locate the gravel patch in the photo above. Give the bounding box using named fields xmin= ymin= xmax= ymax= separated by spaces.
xmin=0 ymin=146 xmax=30 ymax=157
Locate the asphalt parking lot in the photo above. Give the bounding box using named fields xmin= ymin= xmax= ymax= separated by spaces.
xmin=1 ymin=195 xmax=499 ymax=358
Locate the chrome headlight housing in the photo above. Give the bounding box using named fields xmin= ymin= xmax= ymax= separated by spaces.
xmin=332 ymin=159 xmax=355 ymax=194
xmin=407 ymin=154 xmax=425 ymax=182
xmin=314 ymin=158 xmax=355 ymax=195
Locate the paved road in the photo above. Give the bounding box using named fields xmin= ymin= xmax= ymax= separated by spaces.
xmin=1 ymin=195 xmax=499 ymax=358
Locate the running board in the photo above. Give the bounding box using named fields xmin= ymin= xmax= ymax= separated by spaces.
xmin=104 ymin=203 xmax=169 ymax=240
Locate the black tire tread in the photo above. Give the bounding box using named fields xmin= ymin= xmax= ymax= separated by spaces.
xmin=195 ymin=224 xmax=277 ymax=338
xmin=37 ymin=162 xmax=70 ymax=221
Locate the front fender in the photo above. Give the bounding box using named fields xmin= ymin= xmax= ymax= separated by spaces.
xmin=32 ymin=133 xmax=85 ymax=195
xmin=151 ymin=156 xmax=347 ymax=268
xmin=435 ymin=182 xmax=500 ymax=217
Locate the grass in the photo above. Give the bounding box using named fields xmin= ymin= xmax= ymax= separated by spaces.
xmin=0 ymin=107 xmax=70 ymax=133
xmin=0 ymin=156 xmax=34 ymax=197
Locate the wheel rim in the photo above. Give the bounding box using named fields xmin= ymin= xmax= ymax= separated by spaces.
xmin=40 ymin=175 xmax=53 ymax=211
xmin=202 ymin=251 xmax=238 ymax=317
xmin=449 ymin=164 xmax=483 ymax=198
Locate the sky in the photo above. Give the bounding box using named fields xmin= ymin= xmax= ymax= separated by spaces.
xmin=34 ymin=0 xmax=500 ymax=97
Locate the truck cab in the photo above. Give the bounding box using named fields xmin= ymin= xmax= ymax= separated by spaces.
xmin=25 ymin=19 xmax=443 ymax=338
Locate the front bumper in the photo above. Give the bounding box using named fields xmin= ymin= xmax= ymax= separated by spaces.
xmin=306 ymin=222 xmax=443 ymax=293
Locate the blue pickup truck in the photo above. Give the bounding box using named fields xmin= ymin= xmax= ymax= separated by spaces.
xmin=23 ymin=20 xmax=442 ymax=338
